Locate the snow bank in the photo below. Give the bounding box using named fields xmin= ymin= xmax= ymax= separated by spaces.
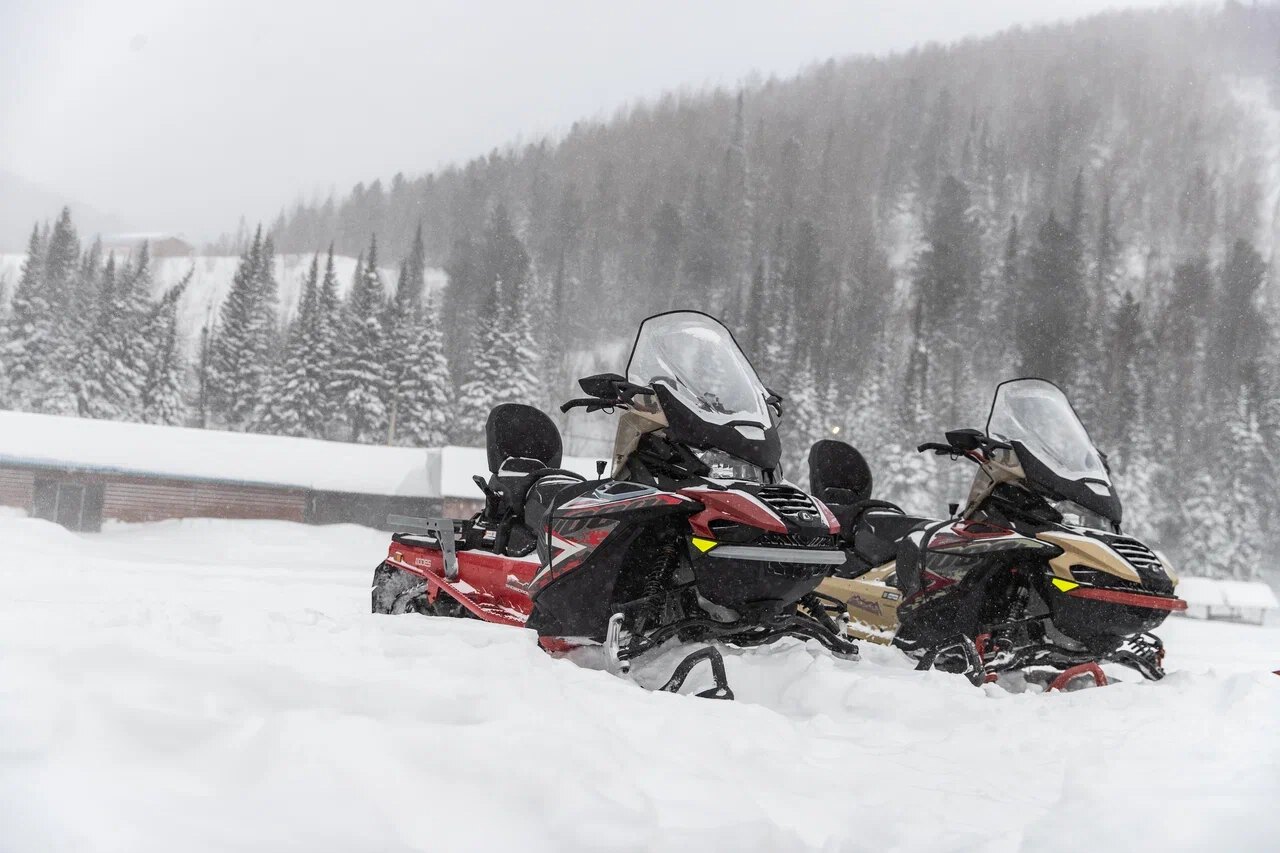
xmin=1178 ymin=575 xmax=1279 ymax=623
xmin=1 ymin=516 xmax=1277 ymax=852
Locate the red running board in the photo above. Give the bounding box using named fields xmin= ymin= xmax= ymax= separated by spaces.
xmin=1049 ymin=662 xmax=1109 ymax=691
xmin=1066 ymin=586 xmax=1188 ymax=611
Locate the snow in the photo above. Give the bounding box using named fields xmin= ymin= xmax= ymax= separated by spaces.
xmin=0 ymin=409 xmax=431 ymax=497
xmin=1 ymin=514 xmax=1277 ymax=852
xmin=1178 ymin=576 xmax=1280 ymax=611
xmin=0 ymin=252 xmax=446 ymax=355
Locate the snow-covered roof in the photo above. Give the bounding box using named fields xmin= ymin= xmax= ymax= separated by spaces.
xmin=1177 ymin=576 xmax=1279 ymax=610
xmin=0 ymin=410 xmax=431 ymax=496
xmin=0 ymin=411 xmax=607 ymax=500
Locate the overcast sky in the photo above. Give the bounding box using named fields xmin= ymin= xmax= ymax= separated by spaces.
xmin=0 ymin=0 xmax=1190 ymax=240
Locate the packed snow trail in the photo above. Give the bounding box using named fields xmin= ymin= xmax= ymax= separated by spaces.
xmin=1 ymin=515 xmax=1277 ymax=852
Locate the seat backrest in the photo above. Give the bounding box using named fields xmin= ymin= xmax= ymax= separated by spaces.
xmin=486 ymin=403 xmax=563 ymax=474
xmin=808 ymin=439 xmax=873 ymax=505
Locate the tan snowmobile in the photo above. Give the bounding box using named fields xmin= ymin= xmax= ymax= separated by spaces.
xmin=812 ymin=378 xmax=1186 ymax=688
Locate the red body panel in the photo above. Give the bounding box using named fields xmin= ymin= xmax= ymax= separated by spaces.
xmin=386 ymin=541 xmax=538 ymax=625
xmin=1065 ymin=585 xmax=1188 ymax=612
xmin=680 ymin=486 xmax=788 ymax=538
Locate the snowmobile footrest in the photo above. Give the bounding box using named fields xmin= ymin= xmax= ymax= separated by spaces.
xmin=659 ymin=647 xmax=734 ymax=700
xmin=1048 ymin=662 xmax=1108 ymax=691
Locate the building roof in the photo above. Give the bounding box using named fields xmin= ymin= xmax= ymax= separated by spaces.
xmin=0 ymin=410 xmax=605 ymax=500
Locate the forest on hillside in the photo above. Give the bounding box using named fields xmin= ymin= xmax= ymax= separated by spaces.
xmin=2 ymin=4 xmax=1279 ymax=579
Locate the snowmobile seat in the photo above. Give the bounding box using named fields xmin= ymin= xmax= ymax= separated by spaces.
xmin=809 ymin=439 xmax=873 ymax=506
xmin=487 ymin=403 xmax=563 ymax=473
xmin=808 ymin=439 xmax=931 ymax=572
xmin=481 ymin=404 xmax=585 ymax=555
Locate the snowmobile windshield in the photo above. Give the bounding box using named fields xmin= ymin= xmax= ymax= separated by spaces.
xmin=626 ymin=312 xmax=770 ymax=427
xmin=986 ymin=379 xmax=1110 ymax=484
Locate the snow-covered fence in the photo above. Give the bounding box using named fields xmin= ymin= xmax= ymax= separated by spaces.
xmin=1175 ymin=576 xmax=1278 ymax=625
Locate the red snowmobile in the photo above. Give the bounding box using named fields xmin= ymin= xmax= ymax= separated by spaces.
xmin=372 ymin=311 xmax=857 ymax=697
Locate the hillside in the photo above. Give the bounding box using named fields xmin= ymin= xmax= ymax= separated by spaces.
xmin=265 ymin=4 xmax=1280 ymax=577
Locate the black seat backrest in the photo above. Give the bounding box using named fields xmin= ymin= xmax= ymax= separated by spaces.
xmin=808 ymin=439 xmax=873 ymax=505
xmin=486 ymin=403 xmax=563 ymax=474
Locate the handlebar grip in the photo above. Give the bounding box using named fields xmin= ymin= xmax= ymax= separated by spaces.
xmin=916 ymin=442 xmax=955 ymax=455
xmin=561 ymin=397 xmax=619 ymax=413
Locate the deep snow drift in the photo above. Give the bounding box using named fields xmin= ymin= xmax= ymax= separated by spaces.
xmin=1 ymin=514 xmax=1277 ymax=852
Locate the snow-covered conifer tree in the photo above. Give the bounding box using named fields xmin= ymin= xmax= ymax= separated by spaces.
xmin=333 ymin=237 xmax=388 ymax=441
xmin=1 ymin=224 xmax=50 ymax=407
xmin=139 ymin=273 xmax=192 ymax=426
xmin=454 ymin=278 xmax=509 ymax=445
xmin=207 ymin=228 xmax=277 ymax=428
xmin=257 ymin=255 xmax=323 ymax=437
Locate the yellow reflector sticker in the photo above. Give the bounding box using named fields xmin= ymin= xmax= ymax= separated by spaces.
xmin=1051 ymin=578 xmax=1080 ymax=592
xmin=691 ymin=537 xmax=718 ymax=553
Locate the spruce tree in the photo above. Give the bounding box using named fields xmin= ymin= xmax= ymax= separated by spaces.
xmin=314 ymin=244 xmax=344 ymax=430
xmin=207 ymin=228 xmax=272 ymax=428
xmin=454 ymin=277 xmax=509 ymax=445
xmin=139 ymin=274 xmax=192 ymax=426
xmin=69 ymin=253 xmax=119 ymax=419
xmin=334 ymin=237 xmax=388 ymax=441
xmin=385 ymin=298 xmax=453 ymax=446
xmin=257 ymin=255 xmax=323 ymax=436
xmin=1 ymin=224 xmax=50 ymax=407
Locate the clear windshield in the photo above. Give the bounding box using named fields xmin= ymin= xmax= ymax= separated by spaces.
xmin=986 ymin=379 xmax=1110 ymax=483
xmin=626 ymin=312 xmax=770 ymax=426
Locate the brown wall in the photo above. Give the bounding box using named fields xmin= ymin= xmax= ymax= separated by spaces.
xmin=0 ymin=464 xmax=307 ymax=525
xmin=103 ymin=478 xmax=307 ymax=523
xmin=444 ymin=497 xmax=484 ymax=519
xmin=0 ymin=468 xmax=35 ymax=509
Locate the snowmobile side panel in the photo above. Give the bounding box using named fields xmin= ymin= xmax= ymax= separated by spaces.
xmin=819 ymin=562 xmax=901 ymax=643
xmin=386 ymin=540 xmax=539 ymax=625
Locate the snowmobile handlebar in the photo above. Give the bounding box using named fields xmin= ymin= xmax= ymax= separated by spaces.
xmin=561 ymin=397 xmax=613 ymax=413
xmin=917 ymin=442 xmax=960 ymax=455
xmin=562 ymin=375 xmax=656 ymax=413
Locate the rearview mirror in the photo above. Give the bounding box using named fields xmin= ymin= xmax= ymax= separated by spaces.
xmin=578 ymin=372 xmax=625 ymax=398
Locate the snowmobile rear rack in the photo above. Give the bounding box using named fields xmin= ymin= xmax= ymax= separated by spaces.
xmin=387 ymin=515 xmax=460 ymax=581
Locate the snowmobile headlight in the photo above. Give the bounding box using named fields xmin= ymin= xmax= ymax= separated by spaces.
xmin=695 ymin=449 xmax=764 ymax=483
xmin=1050 ymin=500 xmax=1113 ymax=532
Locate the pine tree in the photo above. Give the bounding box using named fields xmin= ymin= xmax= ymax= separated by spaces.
xmin=1 ymin=224 xmax=50 ymax=407
xmin=256 ymin=255 xmax=323 ymax=436
xmin=139 ymin=274 xmax=192 ymax=426
xmin=69 ymin=253 xmax=119 ymax=419
xmin=102 ymin=243 xmax=159 ymax=418
xmin=333 ymin=237 xmax=388 ymax=441
xmin=207 ymin=228 xmax=275 ymax=428
xmin=385 ymin=298 xmax=453 ymax=447
xmin=314 ymin=244 xmax=344 ymax=430
xmin=454 ymin=278 xmax=510 ymax=445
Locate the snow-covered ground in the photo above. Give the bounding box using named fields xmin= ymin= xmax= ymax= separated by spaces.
xmin=1 ymin=513 xmax=1277 ymax=853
